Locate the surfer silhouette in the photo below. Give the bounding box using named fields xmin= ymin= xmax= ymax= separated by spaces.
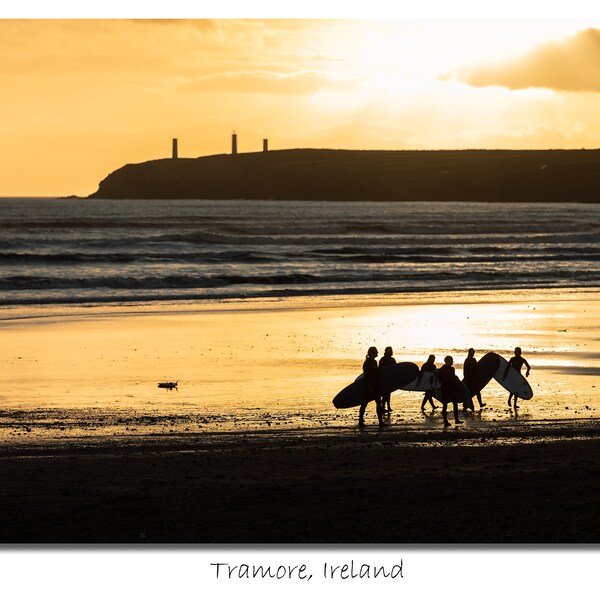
xmin=419 ymin=354 xmax=437 ymax=411
xmin=359 ymin=346 xmax=385 ymax=428
xmin=438 ymin=356 xmax=463 ymax=427
xmin=506 ymin=347 xmax=531 ymax=409
xmin=378 ymin=346 xmax=396 ymax=413
xmin=464 ymin=348 xmax=486 ymax=409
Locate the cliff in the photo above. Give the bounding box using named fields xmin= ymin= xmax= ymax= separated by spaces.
xmin=89 ymin=148 xmax=600 ymax=202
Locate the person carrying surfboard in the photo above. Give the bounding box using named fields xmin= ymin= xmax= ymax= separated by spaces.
xmin=378 ymin=346 xmax=396 ymax=414
xmin=464 ymin=348 xmax=486 ymax=409
xmin=438 ymin=356 xmax=463 ymax=427
xmin=505 ymin=347 xmax=531 ymax=409
xmin=358 ymin=346 xmax=385 ymax=428
xmin=419 ymin=354 xmax=438 ymax=411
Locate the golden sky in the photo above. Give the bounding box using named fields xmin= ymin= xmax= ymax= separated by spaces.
xmin=2 ymin=18 xmax=600 ymax=196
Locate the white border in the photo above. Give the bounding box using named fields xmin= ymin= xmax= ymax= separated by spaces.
xmin=3 ymin=0 xmax=600 ymax=19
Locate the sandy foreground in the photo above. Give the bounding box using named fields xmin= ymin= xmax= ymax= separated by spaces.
xmin=0 ymin=288 xmax=599 ymax=543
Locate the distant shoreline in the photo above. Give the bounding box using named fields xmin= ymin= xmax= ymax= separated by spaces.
xmin=89 ymin=148 xmax=600 ymax=202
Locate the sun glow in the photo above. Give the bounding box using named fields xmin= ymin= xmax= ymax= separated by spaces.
xmin=323 ymin=20 xmax=595 ymax=96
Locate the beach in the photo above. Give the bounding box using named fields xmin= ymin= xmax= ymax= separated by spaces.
xmin=3 ymin=422 xmax=600 ymax=543
xmin=1 ymin=288 xmax=599 ymax=543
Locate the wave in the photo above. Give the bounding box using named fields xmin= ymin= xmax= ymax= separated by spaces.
xmin=341 ymin=222 xmax=395 ymax=234
xmin=4 ymin=217 xmax=564 ymax=234
xmin=153 ymin=230 xmax=600 ymax=248
xmin=306 ymin=243 xmax=600 ymax=261
xmin=0 ymin=216 xmax=222 ymax=230
xmin=314 ymin=252 xmax=600 ymax=264
xmin=0 ymin=273 xmax=322 ymax=291
xmin=1 ymin=266 xmax=597 ymax=292
xmin=0 ymin=249 xmax=279 ymax=264
xmin=2 ymin=245 xmax=598 ymax=266
xmin=1 ymin=279 xmax=598 ymax=308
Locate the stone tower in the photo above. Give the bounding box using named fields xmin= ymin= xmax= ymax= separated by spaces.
xmin=232 ymin=132 xmax=237 ymax=155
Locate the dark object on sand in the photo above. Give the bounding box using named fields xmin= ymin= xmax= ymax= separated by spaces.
xmin=158 ymin=381 xmax=178 ymax=391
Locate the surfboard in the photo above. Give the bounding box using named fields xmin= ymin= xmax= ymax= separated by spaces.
xmin=402 ymin=371 xmax=440 ymax=392
xmin=432 ymin=378 xmax=473 ymax=408
xmin=333 ymin=362 xmax=419 ymax=409
xmin=492 ymin=353 xmax=533 ymax=400
xmin=462 ymin=352 xmax=500 ymax=397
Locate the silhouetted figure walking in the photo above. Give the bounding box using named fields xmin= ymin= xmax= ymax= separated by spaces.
xmin=464 ymin=348 xmax=486 ymax=409
xmin=359 ymin=346 xmax=384 ymax=428
xmin=379 ymin=346 xmax=396 ymax=413
xmin=419 ymin=354 xmax=437 ymax=411
xmin=438 ymin=356 xmax=463 ymax=427
xmin=506 ymin=347 xmax=531 ymax=409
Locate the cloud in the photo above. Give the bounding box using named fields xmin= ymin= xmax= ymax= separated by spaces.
xmin=182 ymin=70 xmax=355 ymax=95
xmin=450 ymin=28 xmax=600 ymax=93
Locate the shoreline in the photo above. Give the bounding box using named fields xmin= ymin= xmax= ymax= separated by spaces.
xmin=1 ymin=285 xmax=598 ymax=321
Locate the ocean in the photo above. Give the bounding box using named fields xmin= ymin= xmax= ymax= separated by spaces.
xmin=0 ymin=198 xmax=598 ymax=312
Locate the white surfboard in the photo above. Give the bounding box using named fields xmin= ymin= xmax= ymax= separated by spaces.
xmin=492 ymin=353 xmax=533 ymax=400
xmin=402 ymin=371 xmax=440 ymax=393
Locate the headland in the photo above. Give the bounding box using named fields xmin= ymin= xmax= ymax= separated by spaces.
xmin=89 ymin=148 xmax=600 ymax=201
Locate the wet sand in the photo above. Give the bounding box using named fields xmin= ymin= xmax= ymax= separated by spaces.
xmin=0 ymin=288 xmax=599 ymax=542
xmin=2 ymin=422 xmax=600 ymax=543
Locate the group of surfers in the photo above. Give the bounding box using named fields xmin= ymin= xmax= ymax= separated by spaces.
xmin=359 ymin=346 xmax=531 ymax=428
